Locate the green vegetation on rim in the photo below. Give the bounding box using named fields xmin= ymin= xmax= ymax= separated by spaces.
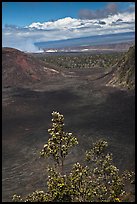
xmin=108 ymin=45 xmax=135 ymax=89
xmin=39 ymin=52 xmax=123 ymax=70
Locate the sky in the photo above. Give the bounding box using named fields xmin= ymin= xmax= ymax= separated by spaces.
xmin=2 ymin=2 xmax=135 ymax=52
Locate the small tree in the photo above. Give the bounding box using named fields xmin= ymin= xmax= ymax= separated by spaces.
xmin=12 ymin=112 xmax=134 ymax=202
xmin=40 ymin=111 xmax=78 ymax=174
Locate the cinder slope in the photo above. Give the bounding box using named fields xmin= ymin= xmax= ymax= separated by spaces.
xmin=2 ymin=47 xmax=60 ymax=87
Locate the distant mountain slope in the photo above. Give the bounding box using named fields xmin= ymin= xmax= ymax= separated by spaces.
xmin=108 ymin=45 xmax=135 ymax=89
xmin=2 ymin=47 xmax=59 ymax=87
xmin=35 ymin=32 xmax=135 ymax=49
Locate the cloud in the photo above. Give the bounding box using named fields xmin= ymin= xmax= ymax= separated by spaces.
xmin=98 ymin=20 xmax=106 ymax=25
xmin=116 ymin=18 xmax=123 ymax=22
xmin=27 ymin=17 xmax=84 ymax=31
xmin=27 ymin=11 xmax=135 ymax=30
xmin=78 ymin=3 xmax=118 ymax=20
xmin=106 ymin=3 xmax=118 ymax=14
xmin=2 ymin=28 xmax=44 ymax=53
xmin=2 ymin=8 xmax=135 ymax=52
xmin=78 ymin=2 xmax=135 ymax=20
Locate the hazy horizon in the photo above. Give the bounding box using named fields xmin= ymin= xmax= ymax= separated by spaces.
xmin=35 ymin=31 xmax=135 ymax=50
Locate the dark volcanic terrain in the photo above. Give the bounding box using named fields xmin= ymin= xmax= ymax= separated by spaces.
xmin=2 ymin=47 xmax=135 ymax=201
